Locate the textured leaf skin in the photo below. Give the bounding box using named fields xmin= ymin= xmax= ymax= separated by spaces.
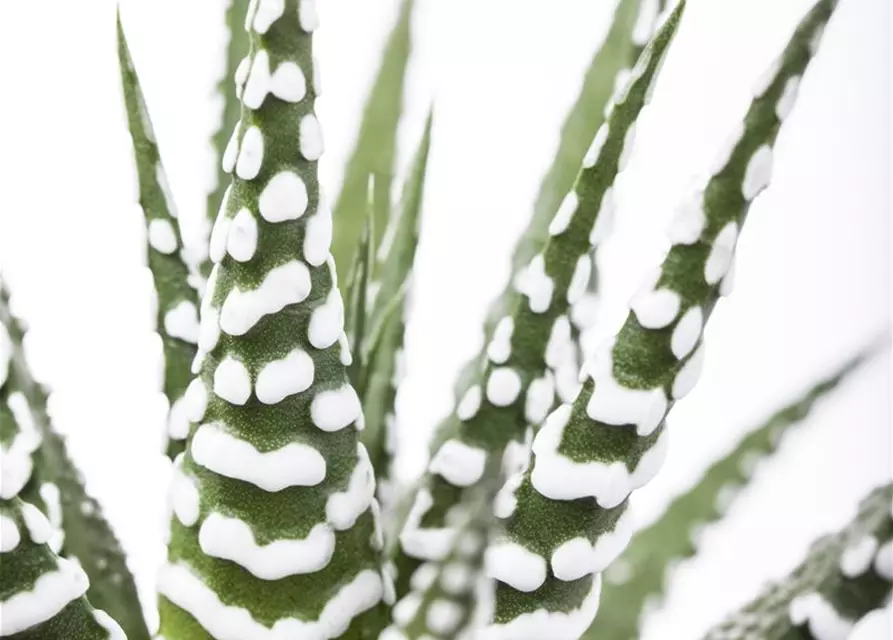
xmin=519 ymin=0 xmax=646 ymax=276
xmin=388 ymin=8 xmax=684 ymax=632
xmin=381 ymin=483 xmax=494 ymax=639
xmin=359 ymin=114 xmax=433 ymax=494
xmin=204 ymin=0 xmax=254 ymax=279
xmin=330 ymin=0 xmax=415 ymax=298
xmin=481 ymin=8 xmax=686 ymax=634
xmin=440 ymin=0 xmax=656 ymax=441
xmin=117 ymin=14 xmax=200 ymax=462
xmin=0 ymin=497 xmax=127 ymax=639
xmin=588 ymin=344 xmax=877 ymax=640
xmin=159 ymin=2 xmax=387 ymax=638
xmin=0 ymin=285 xmax=148 ymax=640
xmin=703 ymin=483 xmax=893 ymax=639
xmin=483 ymin=1 xmax=841 ymax=634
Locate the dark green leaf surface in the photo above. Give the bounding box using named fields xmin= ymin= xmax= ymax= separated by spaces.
xmin=160 ymin=2 xmax=388 ymax=637
xmin=389 ymin=8 xmax=685 ymax=633
xmin=0 ymin=283 xmax=148 ymax=640
xmin=0 ymin=497 xmax=128 ymax=639
xmin=483 ymin=2 xmax=839 ymax=634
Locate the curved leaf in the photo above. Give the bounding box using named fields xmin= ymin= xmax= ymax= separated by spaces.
xmin=703 ymin=483 xmax=893 ymax=639
xmin=589 ymin=342 xmax=879 ymax=639
xmin=0 ymin=496 xmax=128 ymax=639
xmin=0 ymin=282 xmax=149 ymax=640
xmin=480 ymin=1 xmax=841 ymax=634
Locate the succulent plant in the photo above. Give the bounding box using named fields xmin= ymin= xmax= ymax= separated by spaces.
xmin=0 ymin=0 xmax=888 ymax=639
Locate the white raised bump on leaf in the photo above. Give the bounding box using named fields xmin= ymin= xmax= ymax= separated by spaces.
xmin=199 ymin=514 xmax=335 ymax=579
xmin=213 ymin=357 xmax=252 ymax=405
xmin=429 ymin=440 xmax=487 ymax=487
xmin=158 ymin=563 xmax=382 ymax=640
xmin=259 ymin=171 xmax=308 ymax=222
xmin=255 ymin=349 xmax=315 ymax=404
xmin=236 ymin=125 xmax=264 ymax=180
xmin=311 ymin=384 xmax=361 ymax=432
xmin=485 ymin=541 xmax=547 ymax=593
xmin=219 ymin=260 xmax=312 ymax=335
xmin=226 ymin=208 xmax=258 ymax=262
xmin=192 ymin=423 xmax=325 ymax=491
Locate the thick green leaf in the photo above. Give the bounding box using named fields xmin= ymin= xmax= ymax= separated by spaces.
xmin=382 ymin=481 xmax=495 ymax=639
xmin=359 ymin=113 xmax=433 ymax=491
xmin=445 ymin=0 xmax=656 ymax=416
xmin=517 ymin=0 xmax=654 ymax=275
xmin=330 ymin=0 xmax=415 ymax=297
xmin=482 ymin=1 xmax=841 ymax=634
xmin=202 ymin=0 xmax=254 ymax=278
xmin=117 ymin=13 xmax=200 ymax=462
xmin=159 ymin=2 xmax=388 ymax=636
xmin=703 ymin=483 xmax=893 ymax=639
xmin=588 ymin=343 xmax=879 ymax=640
xmin=0 ymin=282 xmax=150 ymax=640
xmin=479 ymin=7 xmax=688 ymax=633
xmin=0 ymin=496 xmax=128 ymax=639
xmin=390 ymin=8 xmax=686 ymax=629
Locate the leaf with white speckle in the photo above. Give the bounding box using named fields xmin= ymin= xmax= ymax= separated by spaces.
xmin=117 ymin=13 xmax=200 ymax=462
xmin=588 ymin=342 xmax=879 ymax=640
xmin=204 ymin=0 xmax=254 ymax=279
xmin=0 ymin=497 xmax=128 ymax=639
xmin=0 ymin=284 xmax=150 ymax=640
xmin=703 ymin=483 xmax=893 ymax=640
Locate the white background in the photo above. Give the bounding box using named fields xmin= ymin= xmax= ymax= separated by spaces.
xmin=0 ymin=0 xmax=889 ymax=636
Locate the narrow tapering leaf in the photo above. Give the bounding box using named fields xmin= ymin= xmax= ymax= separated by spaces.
xmin=588 ymin=343 xmax=878 ymax=640
xmin=389 ymin=8 xmax=684 ymax=628
xmin=203 ymin=0 xmax=254 ymax=278
xmin=330 ymin=0 xmax=415 ymax=297
xmin=480 ymin=3 xmax=838 ymax=637
xmin=160 ymin=2 xmax=388 ymax=638
xmin=0 ymin=283 xmax=149 ymax=640
xmin=344 ymin=192 xmax=375 ymax=388
xmin=704 ymin=483 xmax=893 ymax=639
xmin=444 ymin=0 xmax=661 ymax=418
xmin=117 ymin=14 xmax=200 ymax=462
xmin=0 ymin=497 xmax=128 ymax=639
xmin=519 ymin=0 xmax=663 ymax=276
xmin=360 ymin=114 xmax=433 ymax=496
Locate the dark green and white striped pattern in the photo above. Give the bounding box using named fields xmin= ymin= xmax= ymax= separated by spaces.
xmin=389 ymin=4 xmax=685 ymax=634
xmin=704 ymin=483 xmax=893 ymax=640
xmin=0 ymin=497 xmax=126 ymax=639
xmin=159 ymin=1 xmax=387 ymax=638
xmin=0 ymin=282 xmax=147 ymax=640
xmin=0 ymin=279 xmax=41 ymax=503
xmin=481 ymin=2 xmax=839 ymax=637
xmin=589 ymin=344 xmax=877 ymax=639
